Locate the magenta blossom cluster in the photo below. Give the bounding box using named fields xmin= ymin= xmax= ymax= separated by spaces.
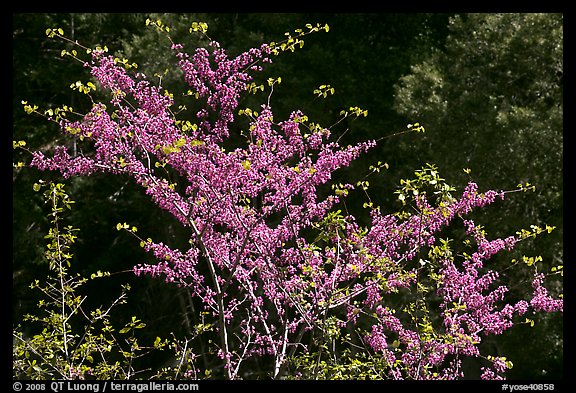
xmin=27 ymin=29 xmax=562 ymax=380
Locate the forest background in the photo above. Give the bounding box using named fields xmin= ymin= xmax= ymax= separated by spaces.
xmin=12 ymin=13 xmax=563 ymax=379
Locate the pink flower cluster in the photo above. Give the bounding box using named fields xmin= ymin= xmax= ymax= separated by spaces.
xmin=28 ymin=30 xmax=562 ymax=380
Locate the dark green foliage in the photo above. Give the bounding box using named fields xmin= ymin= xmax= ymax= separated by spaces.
xmin=393 ymin=13 xmax=563 ymax=378
xmin=394 ymin=13 xmax=562 ymax=258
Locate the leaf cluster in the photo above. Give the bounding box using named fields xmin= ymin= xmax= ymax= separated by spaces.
xmin=13 ymin=182 xmax=172 ymax=380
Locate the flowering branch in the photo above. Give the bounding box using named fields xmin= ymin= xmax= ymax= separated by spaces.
xmin=16 ymin=20 xmax=562 ymax=380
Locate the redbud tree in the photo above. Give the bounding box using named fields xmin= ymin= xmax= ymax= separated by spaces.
xmin=14 ymin=19 xmax=562 ymax=380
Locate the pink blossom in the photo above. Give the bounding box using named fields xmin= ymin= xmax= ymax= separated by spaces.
xmin=530 ymin=273 xmax=563 ymax=312
xmin=25 ymin=28 xmax=563 ymax=381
